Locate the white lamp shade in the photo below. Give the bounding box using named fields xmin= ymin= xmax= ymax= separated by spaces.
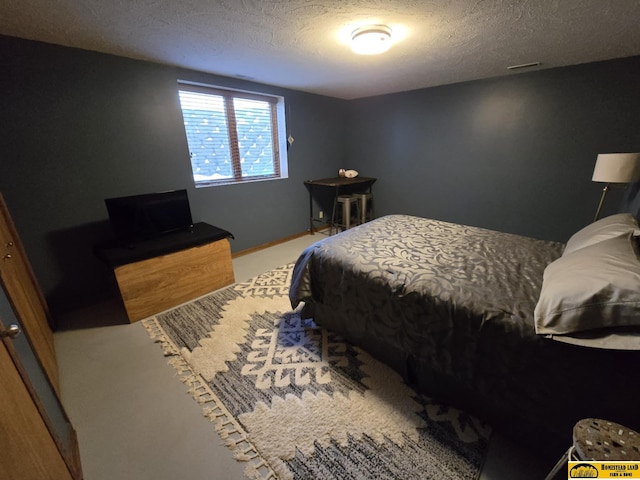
xmin=592 ymin=153 xmax=640 ymax=183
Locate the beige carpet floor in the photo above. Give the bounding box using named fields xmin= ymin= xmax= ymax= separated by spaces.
xmin=54 ymin=234 xmax=559 ymax=479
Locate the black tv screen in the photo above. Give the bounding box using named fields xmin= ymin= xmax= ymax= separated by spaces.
xmin=105 ymin=189 xmax=194 ymax=243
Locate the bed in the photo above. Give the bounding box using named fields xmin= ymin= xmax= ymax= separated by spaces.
xmin=289 ymin=214 xmax=640 ymax=453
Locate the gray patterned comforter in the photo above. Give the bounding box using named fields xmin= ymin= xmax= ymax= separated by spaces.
xmin=289 ymin=215 xmax=640 ymax=449
xmin=290 ymin=214 xmax=563 ymax=378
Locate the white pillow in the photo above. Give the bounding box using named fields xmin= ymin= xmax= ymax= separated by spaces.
xmin=535 ymin=232 xmax=640 ymax=335
xmin=563 ymin=213 xmax=639 ymax=256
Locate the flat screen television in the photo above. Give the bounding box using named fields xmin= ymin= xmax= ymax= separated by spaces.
xmin=104 ymin=189 xmax=194 ymax=244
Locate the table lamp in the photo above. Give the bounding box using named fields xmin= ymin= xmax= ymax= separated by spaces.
xmin=591 ymin=153 xmax=640 ymax=221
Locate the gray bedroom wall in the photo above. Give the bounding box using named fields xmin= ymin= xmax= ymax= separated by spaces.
xmin=2 ymin=33 xmax=639 ymax=316
xmin=345 ymin=56 xmax=640 ymax=243
xmin=622 ymin=182 xmax=640 ymax=218
xmin=0 ymin=35 xmax=346 ymax=313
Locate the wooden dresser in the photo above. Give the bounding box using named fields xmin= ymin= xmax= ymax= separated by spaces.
xmin=95 ymin=223 xmax=235 ymax=322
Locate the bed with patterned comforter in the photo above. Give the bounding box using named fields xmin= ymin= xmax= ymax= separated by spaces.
xmin=289 ymin=214 xmax=640 ymax=451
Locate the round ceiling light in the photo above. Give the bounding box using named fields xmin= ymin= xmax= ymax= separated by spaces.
xmin=351 ymin=25 xmax=393 ymax=55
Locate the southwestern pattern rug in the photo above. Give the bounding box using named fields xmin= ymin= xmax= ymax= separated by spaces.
xmin=142 ymin=264 xmax=490 ymax=480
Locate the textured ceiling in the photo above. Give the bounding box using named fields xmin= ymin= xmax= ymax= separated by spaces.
xmin=1 ymin=0 xmax=640 ymax=99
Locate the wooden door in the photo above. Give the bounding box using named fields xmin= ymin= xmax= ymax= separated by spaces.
xmin=0 ymin=193 xmax=59 ymax=393
xmin=0 ymin=283 xmax=82 ymax=479
xmin=0 ymin=340 xmax=74 ymax=480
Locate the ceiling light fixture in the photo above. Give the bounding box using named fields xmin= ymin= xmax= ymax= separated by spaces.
xmin=507 ymin=62 xmax=541 ymax=70
xmin=351 ymin=25 xmax=393 ymax=55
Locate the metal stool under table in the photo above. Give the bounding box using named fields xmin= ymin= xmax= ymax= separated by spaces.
xmin=331 ymin=194 xmax=360 ymax=234
xmin=352 ymin=192 xmax=374 ymax=225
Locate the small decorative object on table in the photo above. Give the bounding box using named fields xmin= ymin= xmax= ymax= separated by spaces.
xmin=338 ymin=169 xmax=358 ymax=178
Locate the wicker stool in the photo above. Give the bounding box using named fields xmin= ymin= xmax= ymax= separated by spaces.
xmin=331 ymin=195 xmax=360 ymax=234
xmin=353 ymin=192 xmax=374 ymax=225
xmin=545 ymin=418 xmax=640 ymax=479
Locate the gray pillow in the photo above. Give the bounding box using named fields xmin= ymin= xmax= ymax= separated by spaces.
xmin=534 ymin=232 xmax=640 ymax=335
xmin=563 ymin=213 xmax=639 ymax=255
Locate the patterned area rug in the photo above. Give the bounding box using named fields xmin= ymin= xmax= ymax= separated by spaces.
xmin=142 ymin=264 xmax=490 ymax=480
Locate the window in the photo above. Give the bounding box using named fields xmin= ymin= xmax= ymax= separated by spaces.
xmin=177 ymin=82 xmax=288 ymax=187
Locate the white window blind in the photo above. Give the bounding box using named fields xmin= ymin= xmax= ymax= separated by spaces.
xmin=178 ymin=83 xmax=288 ymax=187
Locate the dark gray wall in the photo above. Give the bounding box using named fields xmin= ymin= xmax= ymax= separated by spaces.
xmin=345 ymin=56 xmax=640 ymax=242
xmin=2 ymin=33 xmax=639 ymax=315
xmin=0 ymin=35 xmax=346 ymax=312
